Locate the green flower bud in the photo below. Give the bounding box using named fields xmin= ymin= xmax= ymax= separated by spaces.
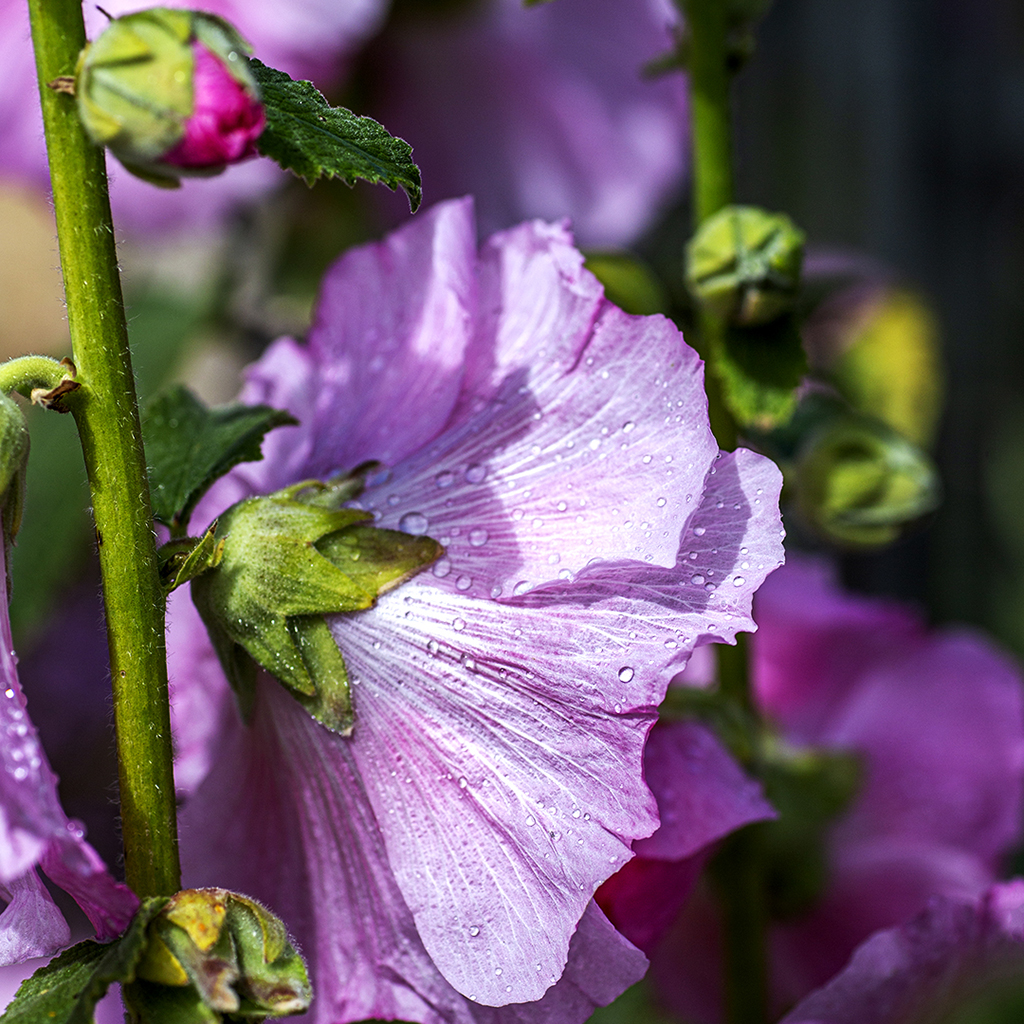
xmin=128 ymin=888 xmax=311 ymax=1021
xmin=794 ymin=413 xmax=940 ymax=548
xmin=686 ymin=205 xmax=805 ymax=327
xmin=0 ymin=391 xmax=29 ymax=547
xmin=75 ymin=8 xmax=265 ymax=187
xmin=191 ymin=480 xmax=442 ymax=734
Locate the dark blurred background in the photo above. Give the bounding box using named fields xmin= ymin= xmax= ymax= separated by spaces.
xmin=730 ymin=0 xmax=1024 ymax=647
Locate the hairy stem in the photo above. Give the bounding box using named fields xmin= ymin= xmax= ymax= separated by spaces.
xmin=27 ymin=0 xmax=180 ymax=899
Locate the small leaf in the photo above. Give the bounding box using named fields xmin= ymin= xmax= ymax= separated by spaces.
xmin=712 ymin=314 xmax=808 ymax=430
xmin=249 ymin=58 xmax=422 ymax=210
xmin=141 ymin=385 xmax=297 ymax=534
xmin=0 ymin=898 xmax=167 ymax=1024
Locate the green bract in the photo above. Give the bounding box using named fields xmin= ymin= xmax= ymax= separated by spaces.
xmin=795 ymin=413 xmax=940 ymax=548
xmin=191 ymin=480 xmax=442 ymax=735
xmin=0 ymin=390 xmax=29 ymax=547
xmin=74 ymin=7 xmax=257 ymax=186
xmin=686 ymin=205 xmax=805 ymax=327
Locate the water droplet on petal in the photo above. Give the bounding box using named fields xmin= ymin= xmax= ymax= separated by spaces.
xmin=466 ymin=463 xmax=487 ymax=484
xmin=623 ymin=421 xmax=636 ymax=433
xmin=453 ymin=618 xmax=466 ymax=632
xmin=469 ymin=925 xmax=480 ymax=935
xmin=387 ymin=494 xmax=401 ymax=506
xmin=433 ymin=558 xmax=452 ymax=578
xmin=617 ymin=666 xmax=635 ymax=682
xmin=469 ymin=528 xmax=489 ymax=547
xmin=435 ymin=471 xmax=455 ymax=489
xmin=513 ymin=581 xmax=531 ymax=596
xmin=691 ymin=574 xmax=704 ymax=585
xmin=399 ymin=512 xmax=429 ymax=535
xmin=525 ymin=815 xmax=536 ymax=827
xmin=456 ymin=575 xmax=472 ymax=591
xmin=693 ymin=525 xmax=706 ymax=536
xmin=733 ymin=576 xmax=746 ymax=586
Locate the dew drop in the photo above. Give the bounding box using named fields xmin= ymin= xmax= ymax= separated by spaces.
xmin=525 ymin=815 xmax=536 ymax=827
xmin=456 ymin=575 xmax=473 ymax=591
xmin=733 ymin=576 xmax=746 ymax=586
xmin=656 ymin=497 xmax=667 ymax=507
xmin=622 ymin=421 xmax=636 ymax=433
xmin=693 ymin=525 xmax=706 ymax=536
xmin=453 ymin=618 xmax=466 ymax=632
xmin=691 ymin=574 xmax=705 ymax=585
xmin=399 ymin=512 xmax=429 ymax=535
xmin=513 ymin=581 xmax=531 ymax=596
xmin=459 ymin=777 xmax=468 ymax=789
xmin=617 ymin=666 xmax=635 ymax=682
xmin=469 ymin=528 xmax=489 ymax=547
xmin=466 ymin=463 xmax=487 ymax=484
xmin=469 ymin=926 xmax=480 ymax=936
xmin=556 ymin=501 xmax=568 ymax=512
xmin=427 ymin=640 xmax=439 ymax=655
xmin=512 ymin=508 xmax=525 ymax=521
xmin=490 ymin=585 xmax=503 ymax=598
xmin=433 ymin=558 xmax=452 ymax=578
xmin=642 ymin=454 xmax=653 ymax=464
xmin=435 ymin=471 xmax=455 ymax=489
xmin=387 ymin=494 xmax=401 ymax=507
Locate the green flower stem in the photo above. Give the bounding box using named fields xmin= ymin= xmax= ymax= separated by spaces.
xmin=27 ymin=0 xmax=180 ymax=899
xmin=0 ymin=355 xmax=69 ymax=398
xmin=677 ymin=3 xmax=768 ymax=1023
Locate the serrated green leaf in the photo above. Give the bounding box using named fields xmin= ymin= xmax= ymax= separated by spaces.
xmin=0 ymin=898 xmax=167 ymax=1024
xmin=141 ymin=385 xmax=297 ymax=535
xmin=712 ymin=313 xmax=808 ymax=430
xmin=249 ymin=58 xmax=422 ymax=210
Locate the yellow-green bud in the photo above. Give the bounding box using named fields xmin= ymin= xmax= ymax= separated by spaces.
xmin=686 ymin=205 xmax=805 ymax=327
xmin=129 ymin=889 xmax=311 ymax=1021
xmin=794 ymin=414 xmax=940 ymax=548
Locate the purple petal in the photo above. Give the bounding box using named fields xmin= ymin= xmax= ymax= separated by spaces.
xmin=0 ymin=542 xmax=136 ymax=960
xmin=781 ymin=882 xmax=1024 ymax=1024
xmin=636 ymin=721 xmax=774 ymax=861
xmin=0 ymin=873 xmax=68 ymax=964
xmin=181 ymin=680 xmax=646 ymax=1024
xmin=825 ymin=630 xmax=1024 ymax=866
xmin=752 ymin=556 xmax=922 ymax=742
xmin=372 ymin=0 xmax=688 ymax=247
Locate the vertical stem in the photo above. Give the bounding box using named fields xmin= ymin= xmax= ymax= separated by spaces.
xmin=680 ymin=0 xmax=735 ymax=225
xmin=677 ymin=4 xmax=768 ymax=1024
xmin=27 ymin=0 xmax=180 ymax=899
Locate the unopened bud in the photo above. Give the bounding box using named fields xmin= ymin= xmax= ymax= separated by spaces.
xmin=795 ymin=414 xmax=940 ymax=548
xmin=686 ymin=205 xmax=805 ymax=327
xmin=130 ymin=888 xmax=311 ymax=1020
xmin=191 ymin=479 xmax=441 ymax=734
xmin=75 ymin=7 xmax=265 ymax=186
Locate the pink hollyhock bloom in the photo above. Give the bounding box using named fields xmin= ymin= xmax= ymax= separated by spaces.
xmin=161 ymin=42 xmax=266 ymax=171
xmin=783 ymin=881 xmax=1024 ymax=1024
xmin=0 ymin=0 xmax=386 ymax=233
xmin=635 ymin=557 xmax=1024 ymax=1022
xmin=371 ymin=0 xmax=687 ymax=248
xmin=0 ymin=540 xmax=137 ymax=965
xmin=166 ymin=197 xmax=784 ymax=1023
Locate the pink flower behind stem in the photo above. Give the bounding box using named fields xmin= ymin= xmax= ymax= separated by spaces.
xmin=167 ymin=198 xmax=785 ymax=1023
xmin=162 ymin=43 xmax=266 ymax=172
xmin=638 ymin=557 xmax=1024 ymax=1023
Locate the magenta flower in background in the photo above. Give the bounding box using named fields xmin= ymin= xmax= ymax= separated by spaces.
xmin=165 ymin=197 xmax=784 ymax=1023
xmin=634 ymin=557 xmax=1024 ymax=1022
xmin=782 ymin=882 xmax=1024 ymax=1024
xmin=0 ymin=540 xmax=136 ymax=965
xmin=371 ymin=0 xmax=687 ymax=248
xmin=0 ymin=0 xmax=387 ymax=233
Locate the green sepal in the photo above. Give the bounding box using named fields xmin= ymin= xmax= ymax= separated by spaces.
xmin=0 ymin=897 xmax=168 ymax=1024
xmin=249 ymin=58 xmax=422 ymax=211
xmin=158 ymin=522 xmax=224 ymax=594
xmin=711 ymin=313 xmax=808 ymax=430
xmin=192 ymin=485 xmax=441 ymax=734
xmin=142 ymin=385 xmax=297 ymax=536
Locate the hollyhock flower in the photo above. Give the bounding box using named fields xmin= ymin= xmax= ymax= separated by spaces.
xmin=165 ymin=197 xmax=785 ymax=1023
xmin=782 ymin=882 xmax=1024 ymax=1024
xmin=370 ymin=0 xmax=687 ymax=248
xmin=617 ymin=557 xmax=1024 ymax=1021
xmin=0 ymin=0 xmax=386 ymax=232
xmin=0 ymin=537 xmax=137 ymax=964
